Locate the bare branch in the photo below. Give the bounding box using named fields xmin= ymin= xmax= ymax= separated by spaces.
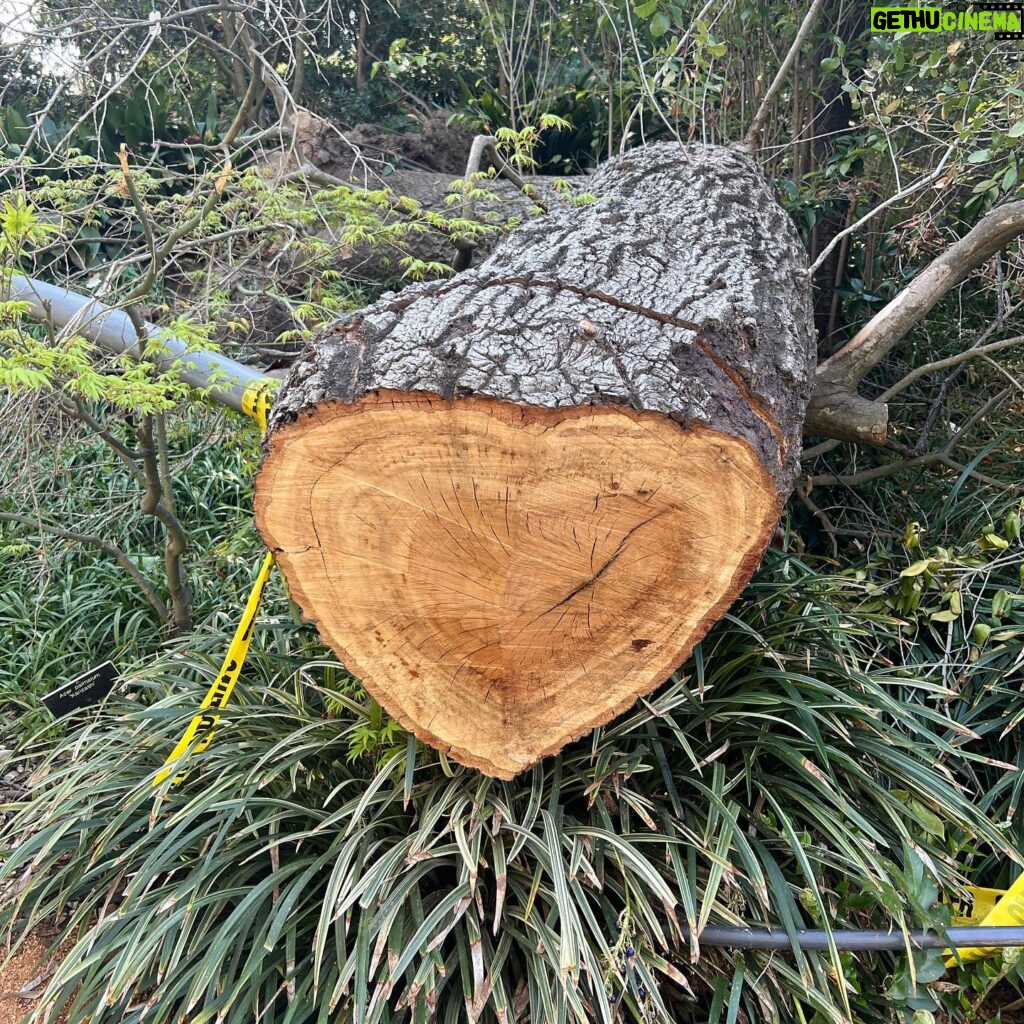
xmin=0 ymin=512 xmax=170 ymax=623
xmin=453 ymin=135 xmax=549 ymax=271
xmin=881 ymin=334 xmax=1024 ymax=403
xmin=741 ymin=0 xmax=826 ymax=151
xmin=816 ymin=200 xmax=1024 ymax=389
xmin=809 ymin=452 xmax=1013 ymax=490
xmin=808 ymin=145 xmax=956 ymax=277
xmin=60 ymin=397 xmax=146 ymax=485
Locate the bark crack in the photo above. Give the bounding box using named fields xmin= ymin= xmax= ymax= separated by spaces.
xmin=694 ymin=339 xmax=785 ymax=451
xmin=336 ymin=275 xmax=705 ymax=336
xmin=331 ymin=274 xmax=786 ymax=450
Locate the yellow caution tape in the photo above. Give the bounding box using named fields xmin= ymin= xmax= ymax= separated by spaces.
xmin=947 ymin=874 xmax=1024 ymax=965
xmin=155 ymin=551 xmax=276 ymax=786
xmin=241 ymin=384 xmax=272 ymax=429
xmin=155 ymin=389 xmax=276 ymax=787
xmin=945 ymin=886 xmax=1006 ymax=926
xmin=241 ymin=383 xmax=273 ymax=432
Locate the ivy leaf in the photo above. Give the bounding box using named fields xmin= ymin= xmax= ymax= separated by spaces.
xmin=1007 ymin=119 xmax=1024 ymax=138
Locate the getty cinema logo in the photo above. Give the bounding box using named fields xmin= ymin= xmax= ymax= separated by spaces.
xmin=870 ymin=2 xmax=1023 ymax=37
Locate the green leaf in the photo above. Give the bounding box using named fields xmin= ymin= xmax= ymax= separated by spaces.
xmin=650 ymin=11 xmax=671 ymax=35
xmin=901 ymin=559 xmax=938 ymax=578
xmin=913 ymin=948 xmax=948 ymax=984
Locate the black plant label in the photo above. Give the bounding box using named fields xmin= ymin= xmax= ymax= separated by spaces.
xmin=43 ymin=661 xmax=119 ymax=718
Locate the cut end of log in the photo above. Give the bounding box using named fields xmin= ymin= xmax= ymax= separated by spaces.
xmin=255 ymin=390 xmax=781 ymax=778
xmin=255 ymin=143 xmax=816 ymax=775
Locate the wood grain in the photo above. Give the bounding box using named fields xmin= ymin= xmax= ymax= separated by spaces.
xmin=255 ymin=142 xmax=816 ymax=776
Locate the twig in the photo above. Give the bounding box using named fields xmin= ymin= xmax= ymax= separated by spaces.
xmin=154 ymin=413 xmax=178 ymax=520
xmin=982 ymin=354 xmax=1024 ymax=393
xmin=0 ymin=512 xmax=169 ymax=623
xmin=809 ymin=389 xmax=1016 ymax=490
xmin=284 ymin=161 xmax=348 ymax=189
xmin=118 ymin=64 xmax=257 ymax=306
xmin=915 ymin=363 xmax=968 ymax=455
xmin=61 ymin=397 xmax=145 ymax=482
xmin=476 ymin=137 xmax=546 ymax=210
xmin=880 ymin=335 xmax=1024 ymax=403
xmin=617 ymin=0 xmax=719 ymax=153
xmin=454 ymin=134 xmax=548 ymax=270
xmin=801 ymin=437 xmax=842 ymax=461
xmin=809 ymin=451 xmax=1012 ymax=490
xmin=118 ymin=144 xmax=157 ymax=269
xmin=809 ymin=145 xmax=956 ymax=277
xmin=742 ymin=0 xmax=826 ymax=151
xmin=136 ymin=412 xmax=192 ymax=633
xmin=794 ymin=478 xmax=839 ymax=557
xmin=945 ymin=386 xmax=1011 ymax=450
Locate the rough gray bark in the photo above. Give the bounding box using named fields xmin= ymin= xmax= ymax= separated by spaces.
xmin=271 ymin=142 xmax=817 ymax=491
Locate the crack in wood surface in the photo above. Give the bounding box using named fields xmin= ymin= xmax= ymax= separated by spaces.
xmin=534 ymin=511 xmax=663 ymax=620
xmin=335 ymin=275 xmax=704 ymax=336
xmin=693 ymin=339 xmax=785 ymax=451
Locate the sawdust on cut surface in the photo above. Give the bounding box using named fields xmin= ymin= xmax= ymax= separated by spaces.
xmin=0 ymin=929 xmax=71 ymax=1024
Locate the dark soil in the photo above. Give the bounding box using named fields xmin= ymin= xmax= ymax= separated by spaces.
xmin=942 ymin=980 xmax=1024 ymax=1024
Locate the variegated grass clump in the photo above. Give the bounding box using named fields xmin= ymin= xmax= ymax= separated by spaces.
xmin=0 ymin=553 xmax=1016 ymax=1024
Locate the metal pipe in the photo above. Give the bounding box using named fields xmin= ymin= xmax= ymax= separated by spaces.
xmin=6 ymin=273 xmax=272 ymax=414
xmin=697 ymin=925 xmax=1024 ymax=951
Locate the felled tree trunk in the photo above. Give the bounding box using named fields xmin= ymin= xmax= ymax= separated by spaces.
xmin=254 ymin=143 xmax=816 ymax=778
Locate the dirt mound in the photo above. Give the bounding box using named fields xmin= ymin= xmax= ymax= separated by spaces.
xmin=259 ymin=110 xmax=478 ymax=184
xmin=341 ymin=113 xmax=477 ymax=174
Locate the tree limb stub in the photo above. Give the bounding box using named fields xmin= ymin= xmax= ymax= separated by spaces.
xmin=254 ymin=143 xmax=817 ymax=777
xmin=802 ymin=385 xmax=889 ymax=444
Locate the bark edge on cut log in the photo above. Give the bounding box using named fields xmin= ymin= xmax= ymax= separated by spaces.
xmin=255 ymin=142 xmax=816 ymax=778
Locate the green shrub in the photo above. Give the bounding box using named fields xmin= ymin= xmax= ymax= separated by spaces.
xmin=0 ymin=553 xmax=1016 ymax=1024
xmin=0 ymin=401 xmax=265 ymax=732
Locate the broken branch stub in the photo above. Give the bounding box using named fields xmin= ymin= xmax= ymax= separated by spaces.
xmin=254 ymin=143 xmax=816 ymax=778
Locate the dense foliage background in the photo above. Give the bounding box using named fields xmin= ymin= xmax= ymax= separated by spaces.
xmin=0 ymin=0 xmax=1022 ymax=1021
